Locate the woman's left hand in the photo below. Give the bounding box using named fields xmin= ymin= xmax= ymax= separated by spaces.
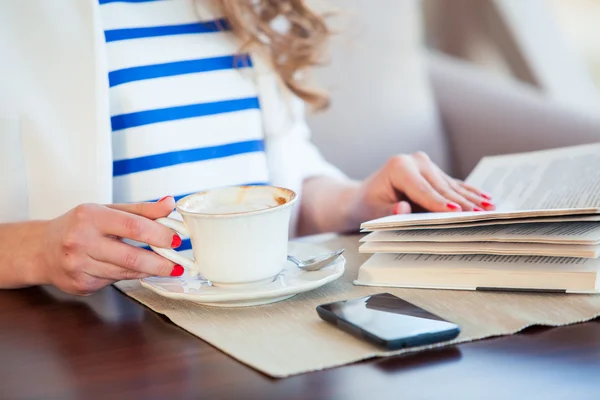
xmin=347 ymin=152 xmax=495 ymax=223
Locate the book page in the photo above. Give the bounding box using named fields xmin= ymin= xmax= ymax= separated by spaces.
xmin=362 ymin=215 xmax=600 ymax=232
xmin=361 ymin=144 xmax=600 ymax=229
xmin=361 ymin=209 xmax=598 ymax=230
xmin=466 ymin=143 xmax=600 ymax=210
xmin=359 ymin=241 xmax=600 ymax=258
xmin=360 ymin=252 xmax=600 ymax=273
xmin=361 ymin=222 xmax=600 ymax=245
xmin=354 ymin=252 xmax=600 ymax=291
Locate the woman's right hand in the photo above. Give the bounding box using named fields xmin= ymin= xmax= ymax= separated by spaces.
xmin=37 ymin=196 xmax=183 ymax=295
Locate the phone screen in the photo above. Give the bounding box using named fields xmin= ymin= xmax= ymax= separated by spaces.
xmin=317 ymin=293 xmax=459 ymax=349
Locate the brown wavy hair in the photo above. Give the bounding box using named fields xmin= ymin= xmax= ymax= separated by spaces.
xmin=218 ymin=0 xmax=331 ymax=110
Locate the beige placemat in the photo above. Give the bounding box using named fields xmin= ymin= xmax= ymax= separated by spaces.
xmin=115 ymin=235 xmax=600 ymax=378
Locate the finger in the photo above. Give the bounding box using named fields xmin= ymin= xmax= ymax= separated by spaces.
xmin=89 ymin=237 xmax=181 ymax=277
xmin=429 ymin=164 xmax=494 ymax=211
xmin=85 ymin=259 xmax=155 ymax=281
xmin=457 ymin=180 xmax=492 ymax=201
xmin=449 ymin=177 xmax=496 ymax=210
xmin=420 ymin=165 xmax=480 ymax=211
xmin=458 ymin=182 xmax=495 ymax=209
xmin=406 ymin=153 xmax=477 ymax=210
xmin=448 ymin=179 xmax=495 ymax=211
xmin=61 ymin=272 xmax=115 ymax=296
xmin=393 ymin=201 xmax=412 ymax=215
xmin=107 ymin=195 xmax=175 ymax=219
xmin=95 ymin=207 xmax=179 ymax=248
xmin=376 ymin=201 xmax=412 ymax=219
xmin=386 ymin=156 xmax=461 ymax=212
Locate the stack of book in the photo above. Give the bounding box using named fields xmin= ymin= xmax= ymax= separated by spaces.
xmin=355 ymin=143 xmax=600 ymax=293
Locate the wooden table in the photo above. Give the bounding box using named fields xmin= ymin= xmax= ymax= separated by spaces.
xmin=1 ymin=284 xmax=600 ymax=399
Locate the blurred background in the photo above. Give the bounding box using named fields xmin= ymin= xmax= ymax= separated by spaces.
xmin=306 ymin=0 xmax=600 ymax=180
xmin=422 ymin=0 xmax=600 ymax=112
xmin=552 ymin=0 xmax=600 ymax=88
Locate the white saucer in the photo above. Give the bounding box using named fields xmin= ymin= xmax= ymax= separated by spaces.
xmin=140 ymin=242 xmax=345 ymax=307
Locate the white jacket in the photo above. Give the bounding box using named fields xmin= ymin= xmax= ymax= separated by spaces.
xmin=0 ymin=1 xmax=343 ymax=224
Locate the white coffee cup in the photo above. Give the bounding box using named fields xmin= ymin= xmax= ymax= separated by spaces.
xmin=150 ymin=185 xmax=297 ymax=287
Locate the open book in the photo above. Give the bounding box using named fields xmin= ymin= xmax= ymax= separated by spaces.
xmin=359 ymin=221 xmax=600 ymax=258
xmin=361 ymin=222 xmax=600 ymax=245
xmin=361 ymin=143 xmax=600 ymax=230
xmin=354 ymin=253 xmax=600 ymax=293
xmin=359 ymin=241 xmax=600 ymax=258
xmin=356 ymin=143 xmax=600 ymax=292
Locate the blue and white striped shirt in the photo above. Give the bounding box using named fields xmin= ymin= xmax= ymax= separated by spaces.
xmin=98 ymin=0 xmax=271 ymax=210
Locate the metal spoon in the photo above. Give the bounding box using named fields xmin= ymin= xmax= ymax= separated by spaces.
xmin=287 ymin=249 xmax=345 ymax=271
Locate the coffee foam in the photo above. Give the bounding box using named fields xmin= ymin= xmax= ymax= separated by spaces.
xmin=182 ymin=194 xmax=285 ymax=215
xmin=178 ymin=186 xmax=293 ymax=215
xmin=191 ymin=201 xmax=276 ymax=215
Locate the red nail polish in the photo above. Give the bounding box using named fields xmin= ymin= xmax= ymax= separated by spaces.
xmin=171 ymin=234 xmax=182 ymax=248
xmin=473 ymin=207 xmax=484 ymax=212
xmin=481 ymin=193 xmax=492 ymax=200
xmin=170 ymin=265 xmax=184 ymax=277
xmin=446 ymin=203 xmax=461 ymax=211
xmin=158 ymin=195 xmax=173 ymax=203
xmin=481 ymin=201 xmax=494 ymax=209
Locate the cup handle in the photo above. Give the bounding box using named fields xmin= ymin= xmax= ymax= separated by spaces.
xmin=150 ymin=217 xmax=197 ymax=273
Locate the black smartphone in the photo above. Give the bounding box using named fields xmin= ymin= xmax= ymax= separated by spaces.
xmin=316 ymin=293 xmax=460 ymax=350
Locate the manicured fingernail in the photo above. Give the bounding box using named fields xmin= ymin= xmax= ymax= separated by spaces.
xmin=393 ymin=203 xmax=403 ymax=215
xmin=171 ymin=234 xmax=182 ymax=248
xmin=481 ymin=193 xmax=492 ymax=200
xmin=170 ymin=264 xmax=184 ymax=277
xmin=481 ymin=201 xmax=494 ymax=209
xmin=158 ymin=195 xmax=173 ymax=203
xmin=473 ymin=207 xmax=484 ymax=212
xmin=446 ymin=203 xmax=461 ymax=211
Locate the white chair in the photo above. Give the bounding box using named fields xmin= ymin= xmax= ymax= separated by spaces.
xmin=307 ymin=0 xmax=600 ymax=180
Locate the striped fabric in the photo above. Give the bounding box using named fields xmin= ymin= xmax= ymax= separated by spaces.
xmin=99 ymin=0 xmax=271 ymax=251
xmin=99 ymin=0 xmax=270 ymax=205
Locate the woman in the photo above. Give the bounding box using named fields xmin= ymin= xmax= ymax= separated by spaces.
xmin=0 ymin=0 xmax=493 ymax=295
